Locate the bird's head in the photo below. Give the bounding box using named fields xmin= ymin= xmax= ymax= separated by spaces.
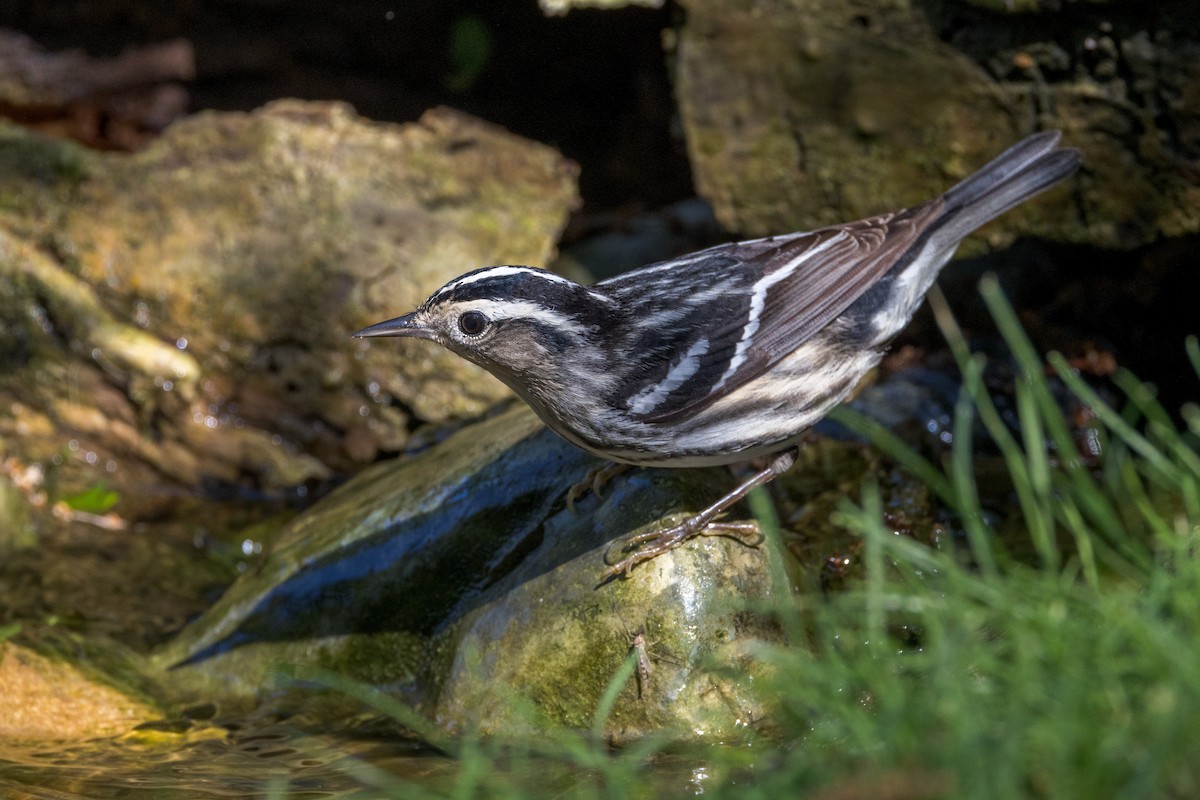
xmin=354 ymin=266 xmax=614 ymax=386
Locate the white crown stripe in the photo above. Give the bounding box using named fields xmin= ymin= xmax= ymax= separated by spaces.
xmin=444 ymin=266 xmax=575 ymax=294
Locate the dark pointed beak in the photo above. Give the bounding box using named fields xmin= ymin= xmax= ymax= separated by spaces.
xmin=352 ymin=312 xmax=436 ymax=341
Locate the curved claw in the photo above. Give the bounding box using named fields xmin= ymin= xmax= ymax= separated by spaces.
xmin=597 ymin=448 xmax=796 ymax=582
xmin=564 ymin=480 xmax=588 ymax=515
xmin=565 ymin=462 xmax=632 ymax=514
xmin=599 ymin=516 xmax=763 ymax=582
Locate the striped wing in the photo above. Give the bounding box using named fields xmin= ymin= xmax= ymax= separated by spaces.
xmin=598 ymin=200 xmax=942 ymax=423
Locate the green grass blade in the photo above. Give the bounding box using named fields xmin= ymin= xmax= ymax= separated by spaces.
xmin=980 ymin=279 xmax=1132 ymax=557
xmin=857 ymin=480 xmax=888 ymax=645
xmin=591 ymin=648 xmax=638 ymax=740
xmin=953 ymin=356 xmax=998 ymax=578
xmin=931 ymin=286 xmax=1060 ymax=569
xmin=1013 ymin=363 xmax=1060 ymax=569
xmin=826 ymin=405 xmax=956 ymax=507
xmin=1054 ymin=357 xmax=1182 ymax=484
xmin=274 ymin=665 xmax=458 ymax=756
xmin=748 ymin=485 xmax=802 ymax=642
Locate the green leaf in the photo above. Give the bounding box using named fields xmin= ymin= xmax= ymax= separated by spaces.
xmin=445 ymin=14 xmax=494 ymax=93
xmin=62 ymin=481 xmax=120 ymax=514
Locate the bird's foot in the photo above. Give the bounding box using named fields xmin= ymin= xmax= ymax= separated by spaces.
xmin=599 ymin=516 xmax=762 ymax=582
xmin=565 ymin=462 xmax=633 ymax=513
xmin=597 ymin=448 xmax=795 ymax=583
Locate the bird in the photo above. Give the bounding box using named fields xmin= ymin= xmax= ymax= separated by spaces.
xmin=354 ymin=131 xmax=1080 ymax=581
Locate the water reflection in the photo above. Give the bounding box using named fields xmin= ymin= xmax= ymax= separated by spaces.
xmin=0 ymin=720 xmax=448 ymax=799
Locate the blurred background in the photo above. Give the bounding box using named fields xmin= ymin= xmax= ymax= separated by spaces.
xmin=1 ymin=2 xmax=1199 ymax=796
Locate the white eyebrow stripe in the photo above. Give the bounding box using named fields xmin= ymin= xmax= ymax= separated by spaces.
xmin=711 ymin=230 xmax=849 ymax=393
xmin=457 ymin=298 xmax=590 ymax=334
xmin=627 ymin=335 xmax=709 ymax=415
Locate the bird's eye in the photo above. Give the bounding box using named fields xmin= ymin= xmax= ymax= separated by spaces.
xmin=458 ymin=310 xmax=489 ymax=336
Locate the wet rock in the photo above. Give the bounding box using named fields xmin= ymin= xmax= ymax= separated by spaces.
xmin=156 ymin=405 xmax=785 ymax=742
xmin=434 ymin=517 xmax=781 ymax=743
xmin=0 ymin=642 xmax=157 ymax=740
xmin=0 ymin=506 xmax=252 ymax=651
xmin=672 ymin=0 xmax=1198 ymax=248
xmin=150 ymin=364 xmax=1063 ymax=742
xmin=0 ymin=101 xmax=579 ymax=505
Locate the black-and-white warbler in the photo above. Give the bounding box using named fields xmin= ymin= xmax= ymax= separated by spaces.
xmin=356 ymin=131 xmax=1080 ymax=579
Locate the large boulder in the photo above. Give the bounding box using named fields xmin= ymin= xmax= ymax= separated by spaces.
xmin=0 ymin=100 xmax=578 ymax=506
xmin=673 ymin=0 xmax=1198 ymax=248
xmin=156 ymin=405 xmax=785 ymax=744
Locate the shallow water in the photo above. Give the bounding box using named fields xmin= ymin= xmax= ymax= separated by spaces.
xmin=0 ymin=721 xmax=450 ymax=799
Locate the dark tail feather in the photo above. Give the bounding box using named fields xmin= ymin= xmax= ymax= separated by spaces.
xmin=934 ymin=130 xmax=1080 ymax=244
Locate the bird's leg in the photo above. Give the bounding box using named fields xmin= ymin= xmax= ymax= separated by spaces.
xmin=694 ymin=521 xmax=763 ymax=547
xmin=565 ymin=461 xmax=633 ymax=513
xmin=601 ymin=448 xmax=797 ymax=582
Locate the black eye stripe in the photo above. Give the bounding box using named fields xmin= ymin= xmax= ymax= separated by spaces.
xmin=458 ymin=310 xmax=489 ymax=336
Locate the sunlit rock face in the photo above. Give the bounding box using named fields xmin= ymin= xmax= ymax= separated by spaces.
xmin=0 ymin=101 xmax=579 ymax=506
